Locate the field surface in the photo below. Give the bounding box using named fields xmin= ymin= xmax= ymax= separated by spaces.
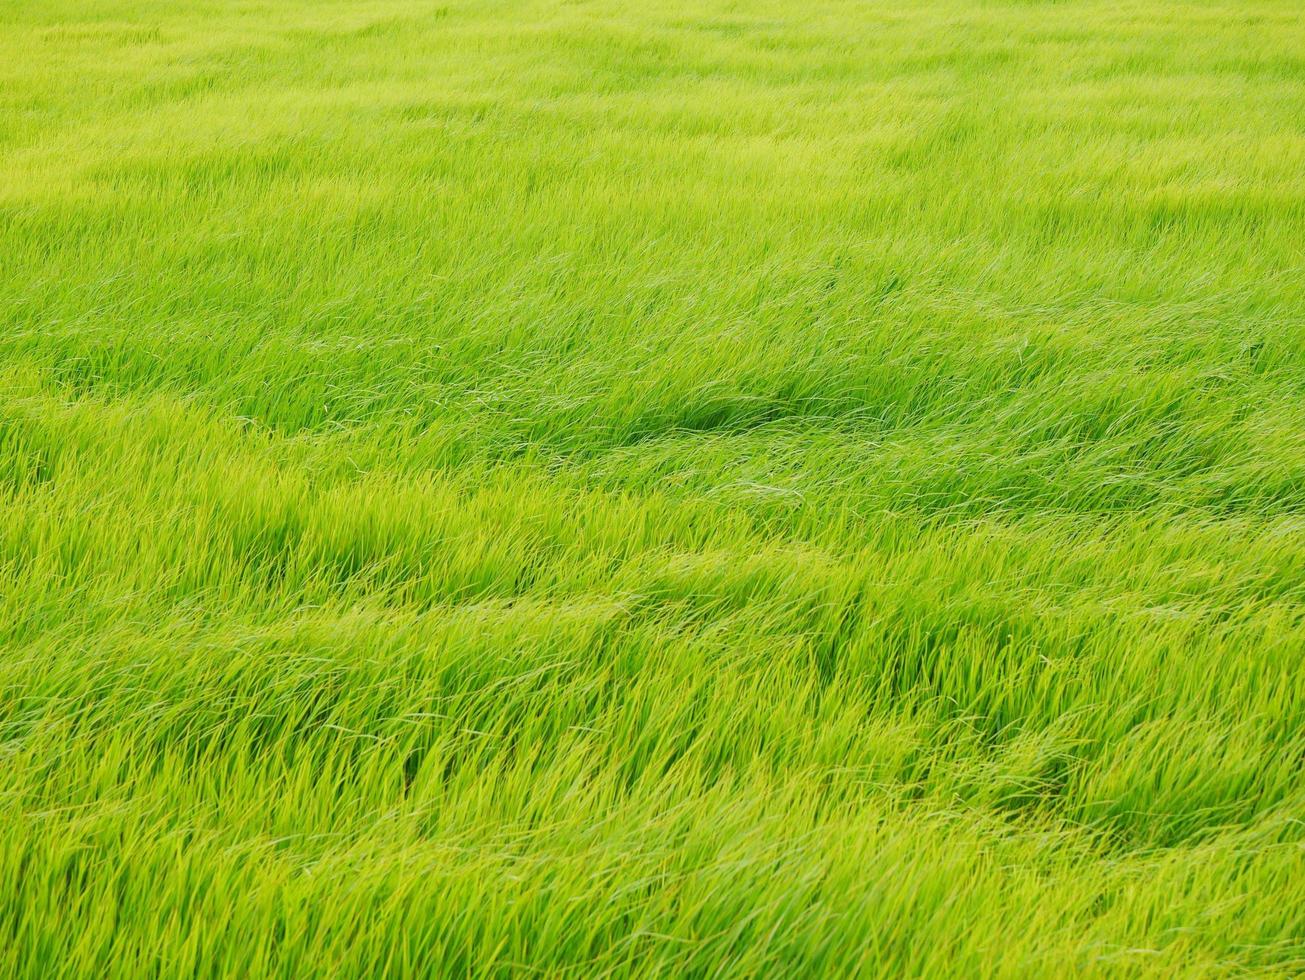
xmin=3 ymin=0 xmax=1305 ymax=975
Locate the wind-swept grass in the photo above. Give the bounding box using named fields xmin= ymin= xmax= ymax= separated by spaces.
xmin=2 ymin=0 xmax=1304 ymax=975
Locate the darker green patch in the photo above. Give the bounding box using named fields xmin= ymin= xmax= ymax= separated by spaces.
xmin=0 ymin=410 xmax=54 ymax=494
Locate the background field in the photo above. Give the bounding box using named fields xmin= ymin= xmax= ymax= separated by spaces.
xmin=3 ymin=0 xmax=1304 ymax=975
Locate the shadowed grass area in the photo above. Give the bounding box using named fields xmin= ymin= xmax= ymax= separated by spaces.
xmin=2 ymin=0 xmax=1304 ymax=975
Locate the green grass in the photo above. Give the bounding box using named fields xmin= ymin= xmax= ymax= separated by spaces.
xmin=2 ymin=0 xmax=1304 ymax=974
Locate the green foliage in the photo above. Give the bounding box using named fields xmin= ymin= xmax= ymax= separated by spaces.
xmin=1 ymin=0 xmax=1303 ymax=975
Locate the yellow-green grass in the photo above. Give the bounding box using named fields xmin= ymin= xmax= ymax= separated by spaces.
xmin=2 ymin=0 xmax=1304 ymax=975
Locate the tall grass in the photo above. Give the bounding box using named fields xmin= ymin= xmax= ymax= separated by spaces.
xmin=2 ymin=0 xmax=1303 ymax=975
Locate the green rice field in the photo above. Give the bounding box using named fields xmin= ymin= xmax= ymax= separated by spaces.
xmin=2 ymin=0 xmax=1304 ymax=975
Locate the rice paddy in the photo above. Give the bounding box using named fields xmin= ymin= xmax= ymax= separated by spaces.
xmin=2 ymin=0 xmax=1304 ymax=975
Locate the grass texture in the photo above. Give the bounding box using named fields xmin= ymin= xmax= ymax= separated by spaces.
xmin=3 ymin=0 xmax=1305 ymax=975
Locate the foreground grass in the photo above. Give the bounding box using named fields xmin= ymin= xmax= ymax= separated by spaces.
xmin=2 ymin=0 xmax=1304 ymax=974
